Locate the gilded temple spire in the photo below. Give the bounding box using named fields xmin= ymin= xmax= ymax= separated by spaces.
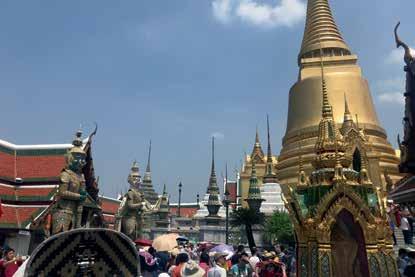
xmin=341 ymin=95 xmax=358 ymax=135
xmin=313 ymin=42 xmax=349 ymax=170
xmin=344 ymin=94 xmax=353 ymax=122
xmin=319 ymin=43 xmax=333 ymax=119
xmin=263 ymin=114 xmax=277 ymax=183
xmin=207 ymin=137 xmax=219 ymax=195
xmin=143 ymin=140 xmax=152 ymax=182
xmin=206 ymin=136 xmax=222 ymax=217
xmin=251 ymin=127 xmax=265 ymax=163
xmin=299 ymin=0 xmax=351 ymax=62
xmin=141 ymin=140 xmax=159 ymax=204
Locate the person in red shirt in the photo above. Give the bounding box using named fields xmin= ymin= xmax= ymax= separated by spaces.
xmin=0 ymin=248 xmax=23 ymax=277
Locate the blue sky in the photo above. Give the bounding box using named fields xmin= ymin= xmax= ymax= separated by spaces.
xmin=0 ymin=0 xmax=414 ymax=201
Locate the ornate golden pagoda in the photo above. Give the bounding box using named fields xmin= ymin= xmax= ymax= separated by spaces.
xmin=282 ymin=54 xmax=398 ymax=276
xmin=277 ymin=0 xmax=400 ymax=188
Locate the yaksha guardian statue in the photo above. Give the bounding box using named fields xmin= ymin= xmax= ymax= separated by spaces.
xmin=51 ymin=129 xmax=87 ymax=234
xmin=116 ymin=162 xmax=143 ymax=240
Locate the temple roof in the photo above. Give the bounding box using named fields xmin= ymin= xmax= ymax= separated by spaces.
xmin=251 ymin=129 xmax=265 ymax=163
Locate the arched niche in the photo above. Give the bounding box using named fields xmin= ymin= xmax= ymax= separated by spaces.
xmin=330 ymin=209 xmax=369 ymax=277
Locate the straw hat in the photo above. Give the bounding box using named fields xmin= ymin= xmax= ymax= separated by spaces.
xmin=213 ymin=252 xmax=228 ymax=261
xmin=181 ymin=261 xmax=205 ymax=277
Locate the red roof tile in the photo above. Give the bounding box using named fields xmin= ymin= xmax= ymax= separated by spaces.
xmin=16 ymin=156 xmax=65 ymax=179
xmin=0 ymin=184 xmax=57 ymax=202
xmin=0 ymin=205 xmax=44 ymax=228
xmin=0 ymin=151 xmax=66 ymax=180
xmin=0 ymin=152 xmax=14 ymax=178
xmin=169 ymin=207 xmax=198 ymax=218
xmin=100 ymin=198 xmax=120 ymax=214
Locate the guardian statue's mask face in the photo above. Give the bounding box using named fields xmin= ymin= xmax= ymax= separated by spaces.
xmin=68 ymin=152 xmax=86 ymax=172
xmin=128 ymin=174 xmax=141 ymax=189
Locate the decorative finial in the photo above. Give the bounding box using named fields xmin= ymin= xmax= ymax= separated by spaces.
xmin=211 ymin=136 xmax=215 ymax=174
xmin=264 ymin=114 xmax=277 ymax=183
xmin=319 ymin=37 xmax=333 ymax=118
xmin=146 ymin=139 xmax=152 ymax=173
xmin=73 ymin=128 xmax=83 ymax=147
xmin=163 ymin=184 xmax=166 ymax=195
xmin=266 ymin=114 xmax=272 ymax=162
xmin=394 ymin=22 xmax=415 ymax=65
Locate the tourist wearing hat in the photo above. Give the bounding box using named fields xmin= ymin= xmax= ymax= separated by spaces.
xmin=207 ymin=252 xmax=227 ymax=277
xmin=181 ymin=260 xmax=206 ymax=277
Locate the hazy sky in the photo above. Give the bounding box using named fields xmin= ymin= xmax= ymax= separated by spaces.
xmin=0 ymin=0 xmax=414 ymax=201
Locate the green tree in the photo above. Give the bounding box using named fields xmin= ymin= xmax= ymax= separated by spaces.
xmin=264 ymin=211 xmax=295 ymax=245
xmin=230 ymin=208 xmax=264 ymax=249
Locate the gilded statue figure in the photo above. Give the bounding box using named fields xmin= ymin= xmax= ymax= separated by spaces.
xmin=118 ymin=162 xmax=143 ymax=240
xmin=51 ymin=130 xmax=87 ymax=235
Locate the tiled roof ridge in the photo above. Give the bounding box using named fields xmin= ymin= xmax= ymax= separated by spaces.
xmin=0 ymin=138 xmax=89 ymax=151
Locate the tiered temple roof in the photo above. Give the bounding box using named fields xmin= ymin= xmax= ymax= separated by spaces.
xmin=0 ymin=138 xmax=119 ymax=230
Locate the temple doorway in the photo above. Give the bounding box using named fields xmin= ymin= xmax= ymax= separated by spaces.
xmin=330 ymin=209 xmax=369 ymax=277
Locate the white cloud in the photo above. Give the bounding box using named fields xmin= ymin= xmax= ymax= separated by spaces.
xmin=378 ymin=92 xmax=405 ymax=105
xmin=212 ymin=0 xmax=233 ymax=24
xmin=386 ymin=47 xmax=415 ymax=65
xmin=211 ymin=132 xmax=225 ymax=139
xmin=211 ymin=0 xmax=306 ymax=28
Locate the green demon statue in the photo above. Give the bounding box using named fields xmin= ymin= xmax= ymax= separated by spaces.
xmin=51 ymin=129 xmax=87 ymax=234
xmin=116 ymin=162 xmax=144 ymax=240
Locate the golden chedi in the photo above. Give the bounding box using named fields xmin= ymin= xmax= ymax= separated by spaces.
xmin=277 ymin=0 xmax=400 ymax=188
xmin=282 ymin=54 xmax=398 ymax=276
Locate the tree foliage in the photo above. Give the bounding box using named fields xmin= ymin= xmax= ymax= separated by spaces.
xmin=264 ymin=210 xmax=295 ymax=245
xmin=230 ymin=208 xmax=265 ymax=249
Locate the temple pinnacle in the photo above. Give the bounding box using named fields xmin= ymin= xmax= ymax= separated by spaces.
xmin=251 ymin=128 xmax=264 ymax=162
xmin=207 ymin=136 xmax=218 ymax=194
xmin=344 ymin=94 xmax=353 ymax=122
xmin=146 ymin=140 xmax=152 ymax=173
xmin=299 ymin=0 xmax=351 ymax=62
xmin=263 ymin=114 xmax=277 ymax=183
xmin=319 ymin=40 xmax=333 ymax=119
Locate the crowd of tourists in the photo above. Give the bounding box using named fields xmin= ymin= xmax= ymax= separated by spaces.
xmin=138 ymin=242 xmax=295 ymax=277
xmin=397 ymin=247 xmax=415 ymax=276
xmin=387 ymin=200 xmax=415 ymax=246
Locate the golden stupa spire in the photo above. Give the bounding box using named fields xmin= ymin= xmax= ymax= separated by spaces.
xmin=299 ymin=0 xmax=351 ymax=62
xmin=319 ymin=46 xmax=333 ymax=119
xmin=343 ymin=94 xmax=353 ymax=122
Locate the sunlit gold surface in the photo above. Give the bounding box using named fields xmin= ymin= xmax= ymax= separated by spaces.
xmin=277 ymin=0 xmax=400 ymax=186
xmin=299 ymin=0 xmax=350 ymax=61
